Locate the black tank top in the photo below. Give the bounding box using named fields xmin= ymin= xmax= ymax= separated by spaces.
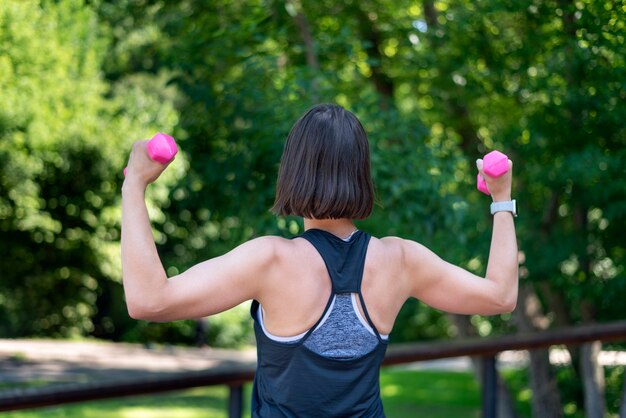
xmin=250 ymin=229 xmax=388 ymax=417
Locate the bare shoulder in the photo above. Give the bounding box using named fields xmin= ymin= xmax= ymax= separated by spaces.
xmin=377 ymin=235 xmax=407 ymax=248
xmin=246 ymin=235 xmax=291 ymax=249
xmin=236 ymin=235 xmax=293 ymax=262
xmin=372 ymin=236 xmax=404 ymax=257
xmin=374 ymin=235 xmax=428 ymax=258
xmin=238 ymin=235 xmax=315 ymax=270
xmin=366 ymin=236 xmax=408 ymax=273
xmin=252 ymin=234 xmax=311 ymax=253
xmin=381 ymin=235 xmax=437 ymax=258
xmin=371 ymin=235 xmax=442 ymax=276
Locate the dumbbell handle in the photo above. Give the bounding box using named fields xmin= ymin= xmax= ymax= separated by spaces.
xmin=124 ymin=133 xmax=178 ymax=176
xmin=477 ymin=150 xmax=509 ymax=195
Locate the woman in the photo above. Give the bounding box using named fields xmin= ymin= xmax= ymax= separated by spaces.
xmin=121 ymin=103 xmax=518 ymax=417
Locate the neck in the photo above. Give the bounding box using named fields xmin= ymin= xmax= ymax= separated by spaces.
xmin=303 ymin=218 xmax=357 ymax=239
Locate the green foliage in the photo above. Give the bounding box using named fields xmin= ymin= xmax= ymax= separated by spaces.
xmin=0 ymin=0 xmax=178 ymax=338
xmin=0 ymin=1 xmax=623 ymax=415
xmin=121 ymin=304 xmax=254 ymax=348
xmin=1 ymin=0 xmax=624 ymax=373
xmin=502 ymin=365 xmax=626 ymax=417
xmin=92 ymin=0 xmax=474 ymax=343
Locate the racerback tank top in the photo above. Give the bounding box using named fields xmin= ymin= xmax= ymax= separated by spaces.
xmin=250 ymin=229 xmax=388 ymax=417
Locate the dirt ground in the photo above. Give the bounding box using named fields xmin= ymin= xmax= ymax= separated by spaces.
xmin=0 ymin=339 xmax=257 ymax=387
xmin=2 ymin=338 xmax=625 ymax=388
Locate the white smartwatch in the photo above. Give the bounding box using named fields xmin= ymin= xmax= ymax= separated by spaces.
xmin=490 ymin=200 xmax=517 ymax=217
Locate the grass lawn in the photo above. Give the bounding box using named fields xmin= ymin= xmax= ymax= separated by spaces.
xmin=0 ymin=369 xmax=530 ymax=418
xmin=381 ymin=369 xmax=482 ymax=417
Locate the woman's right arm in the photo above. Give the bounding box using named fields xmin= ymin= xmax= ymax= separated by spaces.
xmin=122 ymin=140 xmax=281 ymax=322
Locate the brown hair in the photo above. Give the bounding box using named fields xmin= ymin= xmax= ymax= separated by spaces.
xmin=272 ymin=104 xmax=374 ymax=220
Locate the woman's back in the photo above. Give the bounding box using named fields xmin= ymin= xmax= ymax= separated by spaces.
xmin=251 ymin=228 xmax=394 ymax=417
xmin=257 ymin=228 xmax=407 ymax=340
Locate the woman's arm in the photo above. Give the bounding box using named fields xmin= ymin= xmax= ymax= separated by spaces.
xmin=122 ymin=201 xmax=276 ymax=321
xmin=121 ymin=140 xmax=275 ymax=322
xmin=121 ymin=140 xmax=171 ymax=319
xmin=401 ymin=212 xmax=518 ymax=315
xmin=121 ymin=177 xmax=169 ymax=319
xmin=401 ymin=158 xmax=518 ymax=315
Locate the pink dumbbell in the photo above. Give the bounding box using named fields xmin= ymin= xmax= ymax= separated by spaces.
xmin=124 ymin=132 xmax=178 ymax=176
xmin=477 ymin=150 xmax=509 ymax=195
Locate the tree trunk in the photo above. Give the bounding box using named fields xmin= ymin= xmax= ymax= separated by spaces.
xmin=619 ymin=369 xmax=626 ymax=418
xmin=286 ymin=0 xmax=320 ymax=102
xmin=287 ymin=0 xmax=319 ymax=71
xmin=527 ymin=349 xmax=564 ymax=418
xmin=514 ymin=283 xmax=563 ymax=418
xmin=580 ymin=341 xmax=605 ymax=418
xmin=353 ymin=4 xmax=395 ymax=99
xmin=450 ymin=314 xmax=518 ymax=418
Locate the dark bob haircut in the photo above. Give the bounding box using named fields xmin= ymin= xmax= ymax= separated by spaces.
xmin=272 ymin=104 xmax=374 ymax=220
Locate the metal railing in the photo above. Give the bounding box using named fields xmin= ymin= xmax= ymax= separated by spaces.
xmin=2 ymin=320 xmax=626 ymax=417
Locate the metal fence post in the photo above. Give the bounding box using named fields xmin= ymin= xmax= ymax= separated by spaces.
xmin=228 ymin=384 xmax=243 ymax=418
xmin=482 ymin=355 xmax=497 ymax=418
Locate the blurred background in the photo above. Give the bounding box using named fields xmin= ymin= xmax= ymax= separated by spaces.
xmin=0 ymin=0 xmax=625 ymax=416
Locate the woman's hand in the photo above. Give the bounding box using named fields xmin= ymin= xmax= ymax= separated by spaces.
xmin=124 ymin=140 xmax=172 ymax=188
xmin=476 ymin=158 xmax=513 ymax=202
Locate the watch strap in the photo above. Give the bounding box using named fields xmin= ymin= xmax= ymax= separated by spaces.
xmin=490 ymin=200 xmax=517 ymax=217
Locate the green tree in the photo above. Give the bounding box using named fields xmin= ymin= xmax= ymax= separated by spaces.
xmin=3 ymin=0 xmax=624 ymax=414
xmin=95 ymin=0 xmax=469 ymax=346
xmin=110 ymin=0 xmax=624 ymax=414
xmin=395 ymin=1 xmax=626 ymax=416
xmin=0 ymin=0 xmax=179 ymax=338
